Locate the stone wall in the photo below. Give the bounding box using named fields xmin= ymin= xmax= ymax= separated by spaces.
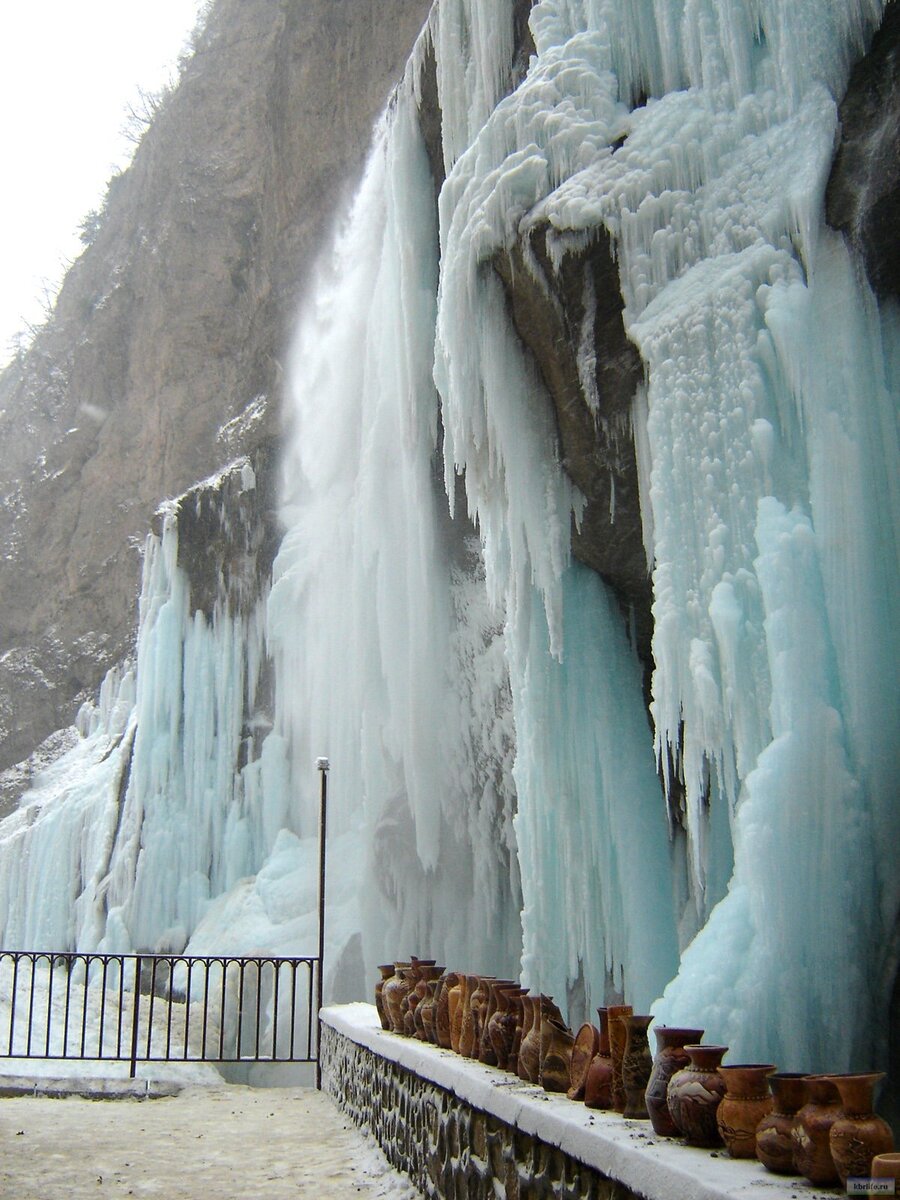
xmin=320 ymin=1022 xmax=638 ymax=1200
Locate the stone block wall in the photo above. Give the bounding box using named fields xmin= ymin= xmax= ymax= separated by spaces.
xmin=320 ymin=1022 xmax=640 ymax=1200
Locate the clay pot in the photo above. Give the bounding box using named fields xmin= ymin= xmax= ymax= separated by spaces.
xmin=435 ymin=972 xmax=458 ymax=1049
xmin=825 ymin=1073 xmax=894 ymax=1187
xmin=468 ymin=975 xmax=494 ymax=1060
xmin=872 ymin=1152 xmax=900 ymax=1187
xmin=716 ymin=1064 xmax=775 ymax=1158
xmin=374 ymin=964 xmax=395 ymax=1030
xmin=411 ymin=965 xmax=443 ymax=1040
xmin=568 ymin=1023 xmax=601 ymax=1101
xmin=485 ymin=983 xmax=522 ymax=1069
xmin=506 ymin=990 xmax=526 ymax=1075
xmin=458 ymin=974 xmax=483 ymax=1058
xmin=666 ymin=1044 xmax=728 ymax=1147
xmin=540 ymin=1004 xmax=574 ymax=1094
xmin=792 ymin=1075 xmax=842 ymax=1186
xmin=606 ymin=1004 xmax=633 ymax=1112
xmin=645 ymin=1026 xmax=704 ymax=1136
xmin=518 ymin=995 xmax=542 ymax=1083
xmin=448 ymin=973 xmax=467 ymax=1053
xmin=382 ymin=962 xmax=412 ymax=1033
xmin=621 ymin=1015 xmax=654 ymax=1119
xmin=418 ymin=979 xmax=442 ymax=1043
xmin=584 ymin=1009 xmax=614 ymax=1109
xmin=755 ymin=1072 xmax=807 ymax=1174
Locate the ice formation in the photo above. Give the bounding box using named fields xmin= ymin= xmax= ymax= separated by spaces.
xmin=0 ymin=0 xmax=897 ymax=1081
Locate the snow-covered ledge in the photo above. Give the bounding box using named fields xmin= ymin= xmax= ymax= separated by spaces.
xmin=321 ymin=1004 xmax=839 ymax=1200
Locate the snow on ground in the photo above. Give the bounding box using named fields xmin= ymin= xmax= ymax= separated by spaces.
xmin=0 ymin=1081 xmax=421 ymax=1200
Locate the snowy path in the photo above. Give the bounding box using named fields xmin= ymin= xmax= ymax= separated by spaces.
xmin=0 ymin=1083 xmax=421 ymax=1199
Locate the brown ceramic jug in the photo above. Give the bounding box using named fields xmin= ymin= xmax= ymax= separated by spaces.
xmin=606 ymin=1004 xmax=633 ymax=1112
xmin=382 ymin=962 xmax=412 ymax=1033
xmin=568 ymin=1023 xmax=600 ymax=1100
xmin=540 ymin=1002 xmax=574 ymax=1094
xmin=584 ymin=1008 xmax=614 ymax=1109
xmin=755 ymin=1072 xmax=806 ymax=1174
xmin=621 ymin=1015 xmax=654 ymax=1119
xmin=518 ymin=995 xmax=542 ymax=1083
xmin=825 ymin=1073 xmax=894 ymax=1187
xmin=374 ymin=964 xmax=395 ymax=1030
xmin=666 ymin=1044 xmax=728 ymax=1147
xmin=435 ymin=972 xmax=458 ymax=1049
xmin=716 ymin=1064 xmax=775 ymax=1158
xmin=792 ymin=1075 xmax=842 ymax=1186
xmin=645 ymin=1026 xmax=704 ymax=1136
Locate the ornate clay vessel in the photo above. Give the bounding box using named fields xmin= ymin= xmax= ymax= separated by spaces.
xmin=435 ymin=972 xmax=458 ymax=1049
xmin=583 ymin=1008 xmax=614 ymax=1109
xmin=606 ymin=1004 xmax=633 ymax=1112
xmin=459 ymin=974 xmax=483 ymax=1058
xmin=645 ymin=1026 xmax=704 ymax=1136
xmin=506 ymin=990 xmax=526 ymax=1075
xmin=666 ymin=1044 xmax=728 ymax=1147
xmin=518 ymin=995 xmax=541 ymax=1083
xmin=449 ymin=973 xmax=467 ymax=1053
xmin=412 ymin=965 xmax=443 ymax=1040
xmin=540 ymin=1002 xmax=574 ymax=1094
xmin=872 ymin=1152 xmax=900 ymax=1187
xmin=484 ymin=982 xmax=520 ymax=1068
xmin=716 ymin=1064 xmax=775 ymax=1158
xmin=382 ymin=962 xmax=412 ymax=1033
xmin=825 ymin=1073 xmax=894 ymax=1187
xmin=374 ymin=964 xmax=395 ymax=1030
xmin=755 ymin=1072 xmax=807 ymax=1174
xmin=418 ymin=979 xmax=442 ymax=1043
xmin=568 ymin=1023 xmax=601 ymax=1101
xmin=621 ymin=1014 xmax=654 ymax=1119
xmin=468 ymin=975 xmax=494 ymax=1060
xmin=792 ymin=1075 xmax=842 ymax=1186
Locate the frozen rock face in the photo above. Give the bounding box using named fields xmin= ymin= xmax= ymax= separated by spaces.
xmin=827 ymin=0 xmax=900 ymax=300
xmin=0 ymin=0 xmax=434 ymax=776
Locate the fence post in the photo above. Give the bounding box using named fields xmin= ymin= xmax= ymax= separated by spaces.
xmin=129 ymin=955 xmax=143 ymax=1079
xmin=315 ymin=757 xmax=329 ymax=1089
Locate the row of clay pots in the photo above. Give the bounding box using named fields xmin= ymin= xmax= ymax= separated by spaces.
xmin=375 ymin=967 xmax=895 ymax=1188
xmin=570 ymin=1011 xmax=895 ymax=1189
xmin=375 ymin=961 xmax=576 ymax=1092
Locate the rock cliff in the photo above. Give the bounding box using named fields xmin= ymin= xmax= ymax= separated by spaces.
xmin=0 ymin=0 xmax=433 ymax=788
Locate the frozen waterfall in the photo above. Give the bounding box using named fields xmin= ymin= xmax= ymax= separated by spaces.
xmin=0 ymin=0 xmax=897 ymax=1083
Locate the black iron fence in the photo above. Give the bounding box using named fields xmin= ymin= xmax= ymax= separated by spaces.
xmin=0 ymin=950 xmax=320 ymax=1078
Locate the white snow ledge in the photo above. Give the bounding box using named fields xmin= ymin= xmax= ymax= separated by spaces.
xmin=321 ymin=1004 xmax=839 ymax=1200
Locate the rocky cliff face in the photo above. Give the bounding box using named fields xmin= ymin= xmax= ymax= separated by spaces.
xmin=0 ymin=0 xmax=433 ymax=788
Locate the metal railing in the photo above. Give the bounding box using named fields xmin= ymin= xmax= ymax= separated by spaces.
xmin=0 ymin=951 xmax=320 ymax=1078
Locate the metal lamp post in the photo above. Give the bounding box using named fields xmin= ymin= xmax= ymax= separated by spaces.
xmin=315 ymin=756 xmax=329 ymax=1088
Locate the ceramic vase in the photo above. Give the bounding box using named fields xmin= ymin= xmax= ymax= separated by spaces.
xmin=458 ymin=974 xmax=481 ymax=1058
xmin=507 ymin=991 xmax=526 ymax=1075
xmin=485 ymin=983 xmax=521 ymax=1069
xmin=825 ymin=1073 xmax=894 ymax=1187
xmin=607 ymin=1004 xmax=633 ymax=1112
xmin=382 ymin=962 xmax=412 ymax=1033
xmin=540 ymin=1001 xmax=574 ymax=1094
xmin=667 ymin=1044 xmax=728 ymax=1148
xmin=374 ymin=964 xmax=395 ymax=1030
xmin=584 ymin=1008 xmax=614 ymax=1109
xmin=871 ymin=1152 xmax=900 ymax=1188
xmin=645 ymin=1026 xmax=704 ymax=1136
xmin=716 ymin=1064 xmax=775 ymax=1158
xmin=568 ymin=1023 xmax=601 ymax=1101
xmin=468 ymin=975 xmax=493 ymax=1060
xmin=792 ymin=1075 xmax=842 ymax=1186
xmin=518 ymin=995 xmax=542 ymax=1083
xmin=436 ymin=972 xmax=458 ymax=1050
xmin=621 ymin=1015 xmax=654 ymax=1119
xmin=755 ymin=1072 xmax=806 ymax=1174
xmin=449 ymin=974 xmax=467 ymax=1053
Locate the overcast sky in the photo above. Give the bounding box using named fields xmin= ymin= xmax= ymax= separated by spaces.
xmin=0 ymin=1 xmax=203 ymax=367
